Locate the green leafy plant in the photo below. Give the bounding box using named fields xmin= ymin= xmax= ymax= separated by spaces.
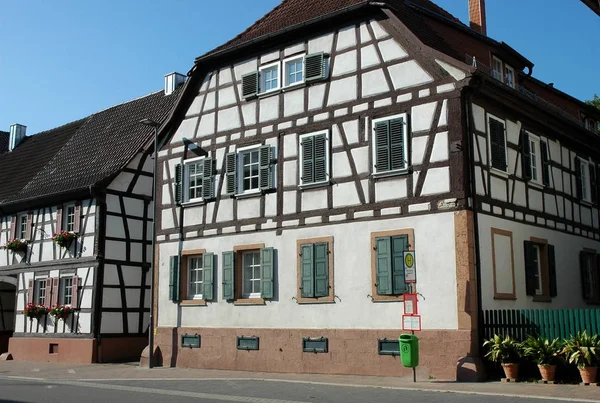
xmin=522 ymin=335 xmax=564 ymax=366
xmin=2 ymin=239 xmax=29 ymax=253
xmin=49 ymin=304 xmax=73 ymax=321
xmin=23 ymin=303 xmax=49 ymax=320
xmin=483 ymin=335 xmax=523 ymax=364
xmin=561 ymin=331 xmax=600 ymax=368
xmin=51 ymin=231 xmax=78 ymax=248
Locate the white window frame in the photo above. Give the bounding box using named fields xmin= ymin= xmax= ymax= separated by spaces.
xmin=299 ymin=130 xmax=330 ymax=187
xmin=492 ymin=56 xmax=503 ymax=82
xmin=242 ymin=250 xmax=261 ymax=299
xmin=64 ymin=204 xmax=76 ymax=233
xmin=187 ymin=256 xmax=204 ymax=300
xmin=527 ymin=132 xmax=543 ymax=186
xmin=60 ymin=275 xmax=74 ymax=306
xmin=34 ymin=278 xmax=47 ymax=305
xmin=283 ymin=54 xmax=305 ymax=88
xmin=371 ymin=113 xmax=410 ymax=177
xmin=578 ymin=157 xmax=592 ymax=203
xmin=183 ymin=156 xmax=206 ymax=204
xmin=259 ymin=61 xmax=281 ymax=94
xmin=505 ymin=65 xmax=515 ymax=89
xmin=236 ymin=144 xmax=262 ymax=196
xmin=17 ymin=214 xmax=27 ymax=240
xmin=486 ymin=113 xmax=509 ymax=175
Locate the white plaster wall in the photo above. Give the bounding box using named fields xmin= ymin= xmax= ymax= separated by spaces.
xmin=478 ymin=213 xmax=600 ymax=310
xmin=158 ymin=213 xmax=459 ymax=330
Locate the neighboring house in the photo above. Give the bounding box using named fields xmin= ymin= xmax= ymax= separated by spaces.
xmin=152 ymin=0 xmax=600 ymax=379
xmin=0 ymin=81 xmax=180 ymax=363
xmin=0 ymin=131 xmax=9 ymax=154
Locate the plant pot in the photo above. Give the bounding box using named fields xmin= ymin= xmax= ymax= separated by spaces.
xmin=502 ymin=363 xmax=519 ymax=380
xmin=538 ymin=364 xmax=557 ymax=382
xmin=579 ymin=366 xmax=598 ymax=384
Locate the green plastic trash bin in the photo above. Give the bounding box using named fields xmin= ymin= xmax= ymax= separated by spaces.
xmin=399 ymin=334 xmax=419 ymax=367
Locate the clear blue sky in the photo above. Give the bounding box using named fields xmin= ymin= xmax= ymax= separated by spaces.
xmin=1 ymin=0 xmax=598 ymax=135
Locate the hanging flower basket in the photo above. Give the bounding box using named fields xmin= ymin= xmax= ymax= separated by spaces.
xmin=2 ymin=239 xmax=29 ymax=253
xmin=24 ymin=303 xmax=49 ymax=320
xmin=49 ymin=304 xmax=73 ymax=321
xmin=52 ymin=231 xmax=78 ymax=248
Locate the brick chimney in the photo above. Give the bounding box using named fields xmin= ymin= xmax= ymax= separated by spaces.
xmin=469 ymin=0 xmax=487 ymax=36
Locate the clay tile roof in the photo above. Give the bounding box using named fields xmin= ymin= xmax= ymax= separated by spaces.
xmin=0 ymin=131 xmax=9 ymax=154
xmin=581 ymin=0 xmax=600 ymax=16
xmin=200 ymin=0 xmax=460 ymax=59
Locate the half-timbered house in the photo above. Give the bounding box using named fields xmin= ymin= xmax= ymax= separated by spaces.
xmin=151 ymin=0 xmax=600 ymax=379
xmin=0 ymin=82 xmax=180 ymax=363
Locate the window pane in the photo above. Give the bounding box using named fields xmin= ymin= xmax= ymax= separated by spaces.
xmin=187 ymin=162 xmax=204 ymax=200
xmin=242 ymin=251 xmax=261 ymax=297
xmin=241 ymin=150 xmax=260 ymax=191
xmin=188 ymin=256 xmax=203 ymax=298
xmin=530 ymin=140 xmax=537 ymax=181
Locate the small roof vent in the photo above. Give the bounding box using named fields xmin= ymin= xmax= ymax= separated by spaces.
xmin=9 ymin=124 xmax=26 ymax=151
xmin=164 ymin=72 xmax=186 ymax=96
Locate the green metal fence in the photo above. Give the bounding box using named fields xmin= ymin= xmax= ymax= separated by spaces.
xmin=482 ymin=309 xmax=600 ymax=341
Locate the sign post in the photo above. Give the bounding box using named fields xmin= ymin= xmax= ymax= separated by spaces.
xmin=402 ymin=251 xmax=419 ymax=382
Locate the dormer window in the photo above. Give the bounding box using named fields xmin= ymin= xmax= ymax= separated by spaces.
xmin=492 ymin=56 xmax=503 ymax=82
xmin=505 ymin=65 xmax=515 ymax=89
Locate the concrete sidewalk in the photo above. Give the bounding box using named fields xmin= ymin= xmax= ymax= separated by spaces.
xmin=1 ymin=361 xmax=599 ymax=402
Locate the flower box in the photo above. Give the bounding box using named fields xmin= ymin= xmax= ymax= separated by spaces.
xmin=2 ymin=239 xmax=29 ymax=253
xmin=49 ymin=304 xmax=73 ymax=321
xmin=52 ymin=231 xmax=78 ymax=248
xmin=24 ymin=303 xmax=49 ymax=320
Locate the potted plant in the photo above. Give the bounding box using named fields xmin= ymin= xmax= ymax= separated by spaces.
xmin=49 ymin=304 xmax=73 ymax=323
xmin=483 ymin=334 xmax=523 ymax=380
xmin=522 ymin=335 xmax=563 ymax=382
xmin=561 ymin=331 xmax=599 ymax=384
xmin=2 ymin=239 xmax=29 ymax=253
xmin=23 ymin=303 xmax=49 ymax=321
xmin=51 ymin=231 xmax=78 ymax=248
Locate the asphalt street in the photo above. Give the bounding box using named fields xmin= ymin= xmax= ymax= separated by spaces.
xmin=0 ymin=377 xmax=590 ymax=403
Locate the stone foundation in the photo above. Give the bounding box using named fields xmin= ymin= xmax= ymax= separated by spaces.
xmin=156 ymin=327 xmax=475 ymax=380
xmin=8 ymin=337 xmax=96 ymax=363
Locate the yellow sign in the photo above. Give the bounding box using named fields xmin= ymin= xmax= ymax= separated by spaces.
xmin=404 ymin=253 xmax=414 ymax=268
xmin=404 ymin=251 xmax=416 ymax=283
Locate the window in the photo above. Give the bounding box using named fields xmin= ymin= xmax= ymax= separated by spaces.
xmin=284 ymin=56 xmax=304 ymax=87
xmin=169 ymin=251 xmax=214 ymax=304
xmin=297 ymin=237 xmax=334 ymax=303
xmin=259 ymin=62 xmax=280 ymax=93
xmin=523 ymin=239 xmax=556 ymax=301
xmin=18 ymin=214 xmax=27 ymax=240
xmin=188 ymin=256 xmax=204 ymax=300
xmin=300 ymin=131 xmax=329 ymax=186
xmin=60 ymin=277 xmax=73 ymax=305
xmin=64 ymin=205 xmax=76 ymax=232
xmin=521 ymin=132 xmax=550 ymax=186
xmin=222 ymin=245 xmax=275 ymax=303
xmin=487 ymin=115 xmax=507 ymax=172
xmin=370 ymin=229 xmax=414 ymax=302
xmin=580 ymin=250 xmax=600 ymax=303
xmin=492 ymin=56 xmax=503 ymax=82
xmin=225 ymin=145 xmax=275 ymax=196
xmin=174 ymin=157 xmax=215 ymax=205
xmin=372 ymin=113 xmax=409 ymax=176
xmin=504 ymin=65 xmax=515 ymax=89
xmin=576 ymin=157 xmax=597 ymax=204
xmin=34 ymin=279 xmax=46 ymax=305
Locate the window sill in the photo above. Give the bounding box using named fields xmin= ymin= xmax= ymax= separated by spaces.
xmin=580 ymin=199 xmax=594 ymax=207
xmin=234 ymin=190 xmax=263 ymax=200
xmin=490 ymin=168 xmax=509 ymax=178
xmin=296 ymin=296 xmax=335 ymax=304
xmin=493 ymin=295 xmax=517 ymax=300
xmin=527 ymin=181 xmax=544 ymax=190
xmin=233 ymin=298 xmax=266 ymax=306
xmin=180 ymin=299 xmax=207 ymax=306
xmin=371 ymin=294 xmax=405 ymax=302
xmin=584 ymin=299 xmax=600 ymax=305
xmin=372 ymin=169 xmax=409 ymax=180
xmin=299 ymin=181 xmax=330 ymax=190
xmin=532 ymin=295 xmax=552 ymax=303
xmin=181 ymin=200 xmax=205 ymax=208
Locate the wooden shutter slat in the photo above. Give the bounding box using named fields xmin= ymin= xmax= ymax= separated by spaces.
xmin=202 ymin=253 xmax=214 ymax=301
xmin=300 ymin=244 xmax=314 ymax=298
xmin=242 ymin=71 xmax=259 ymax=99
xmin=259 ymin=145 xmax=273 ymax=191
xmin=523 ymin=241 xmax=537 ymax=296
xmin=225 ymin=152 xmax=237 ymax=195
xmin=301 ymin=136 xmax=314 ymax=184
xmin=521 ymin=131 xmax=532 ymax=180
xmin=202 ymin=158 xmax=214 ymax=199
xmin=313 ymin=243 xmax=329 ymax=298
xmin=314 ymin=134 xmax=327 ymax=183
xmin=55 ymin=206 xmax=63 ymax=234
xmin=71 ymin=275 xmax=80 ymax=308
xmin=25 ymin=212 xmax=33 ymax=241
xmin=375 ymin=237 xmax=393 ymax=295
xmin=575 ymin=158 xmax=583 ymax=200
xmin=590 ymin=164 xmax=598 ymax=205
xmin=490 ymin=119 xmax=507 ymax=171
xmin=260 ymin=247 xmax=274 ymax=299
xmin=174 ymin=163 xmax=183 ymax=205
xmin=540 ymin=141 xmax=550 ymax=186
xmin=581 ymin=252 xmax=590 ymax=300
xmin=169 ymin=256 xmax=180 ymax=302
xmin=51 ymin=277 xmax=59 ymax=306
xmin=548 ymin=245 xmax=557 ymax=298
xmin=27 ymin=279 xmax=34 ymax=305
xmin=73 ymin=203 xmax=81 ymax=233
xmin=222 ymin=251 xmax=235 ymax=300
xmin=375 ymin=121 xmax=390 ymax=173
xmin=10 ymin=216 xmax=17 ymax=239
xmin=389 ymin=118 xmax=405 ymax=171
xmin=391 ymin=236 xmax=407 ymax=294
xmin=305 ymin=53 xmax=326 ymax=83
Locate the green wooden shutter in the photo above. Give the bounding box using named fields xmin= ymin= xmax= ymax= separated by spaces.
xmin=540 ymin=141 xmax=550 ymax=186
xmin=521 ymin=131 xmax=532 ymax=180
xmin=174 ymin=163 xmax=183 ymax=205
xmin=375 ymin=237 xmax=393 ymax=295
xmin=202 ymin=252 xmax=214 ymax=300
xmin=222 ymin=251 xmax=235 ymax=300
xmin=305 ymin=52 xmax=326 ymax=83
xmin=314 ymin=242 xmax=329 ymax=297
xmin=300 ymin=244 xmax=314 ymax=297
xmin=225 ymin=152 xmax=237 ymax=195
xmin=242 ymin=71 xmax=259 ymax=99
xmin=523 ymin=241 xmax=536 ymax=296
xmin=259 ymin=145 xmax=274 ymax=191
xmin=575 ymin=157 xmax=583 ymax=200
xmin=169 ymin=255 xmax=180 ymax=302
xmin=375 ymin=121 xmax=390 ymax=173
xmin=260 ymin=247 xmax=274 ymax=299
xmin=590 ymin=164 xmax=598 ymax=204
xmin=391 ymin=236 xmax=407 ymax=294
xmin=547 ymin=245 xmax=557 ymax=298
xmin=490 ymin=119 xmax=507 ymax=171
xmin=389 ymin=118 xmax=405 ymax=171
xmin=314 ymin=134 xmax=327 ymax=183
xmin=301 ymin=135 xmax=314 ymax=184
xmin=201 ymin=158 xmax=214 ymax=199
xmin=580 ymin=252 xmax=590 ymax=300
